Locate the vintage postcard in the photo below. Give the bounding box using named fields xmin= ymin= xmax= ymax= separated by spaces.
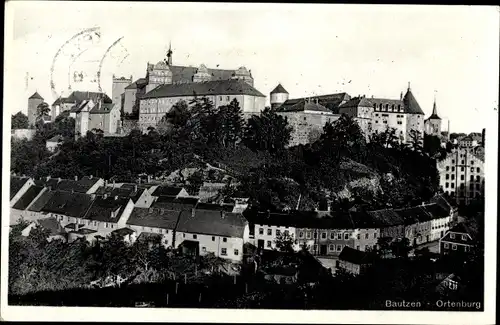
xmin=1 ymin=2 xmax=498 ymax=324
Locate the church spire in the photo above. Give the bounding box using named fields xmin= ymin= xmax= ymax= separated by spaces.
xmin=429 ymin=90 xmax=441 ymax=119
xmin=166 ymin=41 xmax=173 ymax=66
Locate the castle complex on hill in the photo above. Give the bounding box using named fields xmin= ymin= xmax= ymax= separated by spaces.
xmin=270 ymin=82 xmax=443 ymax=146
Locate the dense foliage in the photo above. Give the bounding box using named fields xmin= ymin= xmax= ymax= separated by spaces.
xmin=11 ymin=112 xmax=29 ymax=129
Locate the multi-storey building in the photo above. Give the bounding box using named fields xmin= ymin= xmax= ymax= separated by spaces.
xmin=437 ymin=146 xmax=485 ymax=205
xmin=138 ymin=79 xmax=266 ymax=131
xmin=271 ymin=83 xmax=426 ymax=146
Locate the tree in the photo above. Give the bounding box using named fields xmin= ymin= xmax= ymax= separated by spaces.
xmin=274 ymin=232 xmax=296 ymax=253
xmin=185 ymin=170 xmax=204 ymax=195
xmin=391 ymin=237 xmax=410 ymax=259
xmin=11 ymin=112 xmax=29 ymax=129
xmin=36 ymin=102 xmax=51 ymax=122
xmin=218 ymin=99 xmax=244 ymax=148
xmin=243 ymin=107 xmax=292 ymax=154
xmin=409 ymin=129 xmax=423 ymax=152
xmin=423 ymin=134 xmax=443 ymax=158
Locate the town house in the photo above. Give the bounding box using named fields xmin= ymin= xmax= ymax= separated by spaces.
xmin=126 ymin=207 xmax=182 ymax=248
xmin=337 ymin=246 xmax=376 ymax=276
xmin=439 ymin=223 xmax=474 ymax=255
xmin=10 ymin=176 xmax=35 ymax=207
xmin=174 ymin=207 xmax=249 ymax=262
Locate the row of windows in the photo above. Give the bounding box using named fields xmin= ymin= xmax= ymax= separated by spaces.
xmin=444 ymin=182 xmax=481 ymax=190
xmin=218 ymin=248 xmax=238 ymax=256
xmin=443 ymin=243 xmax=459 ymax=250
xmin=450 ymin=233 xmax=468 ymax=240
xmin=445 ymin=166 xmax=481 ymax=173
xmin=183 ymin=233 xmax=228 ymax=242
xmin=297 ymin=231 xmax=376 ymax=240
xmin=373 ymin=103 xmax=403 ymax=112
xmin=258 ymin=228 xmax=289 ymax=236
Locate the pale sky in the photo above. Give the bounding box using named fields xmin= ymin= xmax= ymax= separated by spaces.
xmin=5 ymin=2 xmax=499 ymax=133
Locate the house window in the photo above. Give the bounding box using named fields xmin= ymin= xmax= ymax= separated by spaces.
xmin=460 ymin=175 xmax=464 ymax=180
xmin=451 ymin=183 xmax=455 ymax=188
xmin=477 ymin=168 xmax=480 ymax=173
xmin=461 ymin=160 xmax=465 ymax=165
xmin=344 ymin=233 xmax=349 ymax=240
xmin=462 ymin=235 xmax=467 ymax=240
xmin=461 ymin=167 xmax=464 ymax=172
xmin=337 ymin=245 xmax=342 ymax=251
xmin=476 ymin=176 xmax=480 ymax=182
xmin=445 ymin=182 xmax=449 ymax=188
xmin=452 ymin=160 xmax=455 ymax=164
xmin=299 ymin=231 xmax=304 ymax=238
xmin=183 ymin=233 xmax=186 ymax=238
xmin=202 ymin=247 xmax=207 ymax=252
xmin=337 ymin=233 xmax=342 ymax=240
xmin=357 ymin=234 xmax=360 ymax=240
xmin=450 ymin=233 xmax=455 ymax=239
xmin=451 ymin=174 xmax=455 ymax=180
xmin=329 ymin=244 xmax=334 ymax=251
xmin=470 ymin=167 xmax=474 ymax=173
xmin=267 ymin=241 xmax=271 ymax=247
xmin=446 ymin=166 xmax=449 ymax=171
xmin=321 ymin=232 xmax=327 ymax=239
xmin=226 ymin=96 xmax=230 ymax=101
xmin=452 ymin=244 xmax=457 ymax=250
xmin=267 ymin=229 xmax=272 ymax=236
xmin=212 ymin=236 xmax=215 ymax=241
xmin=471 ymin=161 xmax=474 ymax=165
xmin=306 ymin=232 xmax=311 ymax=239
xmin=356 ymin=245 xmax=360 ymax=250
xmin=330 ymin=232 xmax=335 ymax=239
xmin=234 ymin=249 xmax=239 ymax=256
xmin=373 ymin=233 xmax=377 ymax=239
xmin=276 ymin=229 xmax=281 ymax=236
xmin=446 ymin=174 xmax=449 ymax=180
xmin=221 ymin=248 xmax=227 ymax=256
xmin=193 ymin=234 xmax=197 ymax=239
xmin=219 ymin=96 xmax=222 ymax=101
xmin=259 ymin=228 xmax=263 ymax=235
xmin=365 ymin=233 xmax=369 ymax=239
xmin=452 ymin=167 xmax=455 ymax=172
xmin=223 ymin=238 xmax=227 ymax=243
xmin=313 ymin=232 xmax=317 ymax=239
xmin=444 ymin=243 xmax=449 ymax=249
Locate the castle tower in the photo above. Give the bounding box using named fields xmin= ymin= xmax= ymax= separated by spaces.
xmin=193 ymin=64 xmax=212 ymax=83
xmin=270 ymin=84 xmax=289 ymax=109
xmin=403 ymin=82 xmax=425 ymax=144
xmin=112 ymin=75 xmax=133 ymax=112
xmin=27 ymin=91 xmax=44 ymax=127
xmin=146 ymin=61 xmax=173 ymax=93
xmin=231 ymin=66 xmax=254 ymax=86
xmin=166 ymin=42 xmax=173 ymax=66
xmin=424 ymin=92 xmax=442 ymax=136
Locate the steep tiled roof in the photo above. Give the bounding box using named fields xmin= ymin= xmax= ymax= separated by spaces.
xmin=195 ymin=203 xmax=234 ymax=212
xmin=41 ymin=191 xmax=94 ymax=218
xmin=127 ymin=207 xmax=181 ymax=229
xmin=29 ymin=92 xmax=44 ymax=100
xmin=271 ymin=84 xmax=288 ymax=94
xmin=170 ymin=65 xmax=237 ymax=84
xmin=278 ymin=93 xmax=350 ymax=114
xmin=66 ymin=91 xmax=112 ymax=104
xmin=442 ymin=223 xmax=473 ymax=244
xmin=10 ymin=176 xmax=30 ymax=200
xmin=403 ymin=88 xmax=425 ymax=115
xmin=366 ymin=209 xmax=405 ymax=227
xmin=141 ymin=79 xmax=265 ymax=99
xmin=56 ymin=176 xmax=100 ymax=194
xmin=125 ymin=78 xmax=148 ymax=90
xmin=95 ymin=186 xmax=145 ymax=203
xmin=84 ymin=197 xmax=130 ymax=223
xmin=421 ymin=203 xmax=449 ymax=220
xmin=339 ymin=246 xmax=375 ymax=265
xmin=339 ymin=96 xmax=374 ymax=109
xmin=176 ymin=209 xmax=247 ymax=238
xmin=90 ymin=103 xmax=115 ymax=114
xmin=47 ymin=135 xmax=63 ymax=143
xmin=152 ymin=196 xmax=198 ymax=211
xmin=12 ymin=186 xmax=44 ymax=210
xmin=34 ymin=177 xmax=60 ymax=189
xmin=27 ymin=190 xmax=55 ymax=212
xmin=151 ymin=186 xmax=185 ymax=197
xmin=394 ymin=206 xmax=431 ymax=224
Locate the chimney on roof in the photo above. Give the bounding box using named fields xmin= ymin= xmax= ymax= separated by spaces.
xmin=74 ymin=175 xmax=78 ymax=181
xmin=111 ymin=211 xmax=115 ymax=219
xmin=103 ymin=193 xmax=108 ymax=199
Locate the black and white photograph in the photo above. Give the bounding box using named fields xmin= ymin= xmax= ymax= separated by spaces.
xmin=1 ymin=2 xmax=498 ymax=324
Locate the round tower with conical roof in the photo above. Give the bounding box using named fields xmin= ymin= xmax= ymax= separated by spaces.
xmin=424 ymin=92 xmax=442 ymax=136
xmin=403 ymin=82 xmax=425 ymax=144
xmin=270 ymin=84 xmax=289 ymax=109
xmin=27 ymin=91 xmax=44 ymax=127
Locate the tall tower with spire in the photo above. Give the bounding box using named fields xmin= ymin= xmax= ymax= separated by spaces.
xmin=166 ymin=41 xmax=173 ymax=66
xmin=424 ymin=91 xmax=442 ymax=136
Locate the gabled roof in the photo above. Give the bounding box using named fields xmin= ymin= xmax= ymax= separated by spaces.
xmin=176 ymin=209 xmax=247 ymax=238
xmin=448 ymin=223 xmax=470 ymax=235
xmin=339 ymin=246 xmax=375 ymax=265
xmin=95 ymin=186 xmax=145 ymax=203
xmin=126 ymin=207 xmax=181 ymax=229
xmin=427 ymin=100 xmax=441 ymax=120
xmin=10 ymin=176 xmax=31 ymax=200
xmin=278 ymin=93 xmax=350 ymax=114
xmin=151 ymin=186 xmax=186 ymax=197
xmin=271 ymin=84 xmax=288 ymax=94
xmin=84 ymin=197 xmax=130 ymax=223
xmin=152 ymin=196 xmax=198 ymax=211
xmin=403 ymin=88 xmax=425 ymax=115
xmin=27 ymin=190 xmax=55 ymax=212
xmin=441 ymin=223 xmax=473 ymax=244
xmin=56 ymin=176 xmax=101 ymax=194
xmin=41 ymin=191 xmax=94 ymax=218
xmin=12 ymin=186 xmax=44 ymax=210
xmin=112 ymin=227 xmax=136 ymax=236
xmin=90 ymin=103 xmax=115 ymax=114
xmin=47 ymin=135 xmax=63 ymax=143
xmin=29 ymin=92 xmax=44 ymax=100
xmin=141 ymin=79 xmax=265 ymax=99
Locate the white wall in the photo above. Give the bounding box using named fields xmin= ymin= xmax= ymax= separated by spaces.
xmin=175 ymin=231 xmax=244 ymax=262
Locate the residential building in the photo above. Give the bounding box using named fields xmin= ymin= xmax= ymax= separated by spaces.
xmin=10 ymin=184 xmax=47 ymax=224
xmin=96 ymin=183 xmax=155 ymax=208
xmin=138 ymin=79 xmax=266 ymax=131
xmin=174 ymin=208 xmax=249 ymax=262
xmin=20 ymin=217 xmax=67 ymax=243
xmin=439 ymin=223 xmax=474 ymax=255
xmin=41 ymin=190 xmax=95 ymax=229
xmin=150 ymin=186 xmax=190 ymax=199
xmin=46 ymin=135 xmax=63 ymax=152
xmin=112 ymin=75 xmax=133 ymax=112
xmin=126 ymin=207 xmax=182 ymax=248
xmin=52 ymin=91 xmax=112 ymax=120
xmin=337 ymin=246 xmax=375 ymax=275
xmin=28 ymin=92 xmax=45 ymax=126
xmin=437 ymin=146 xmax=485 ymax=205
xmin=87 ymin=102 xmax=121 ymax=135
